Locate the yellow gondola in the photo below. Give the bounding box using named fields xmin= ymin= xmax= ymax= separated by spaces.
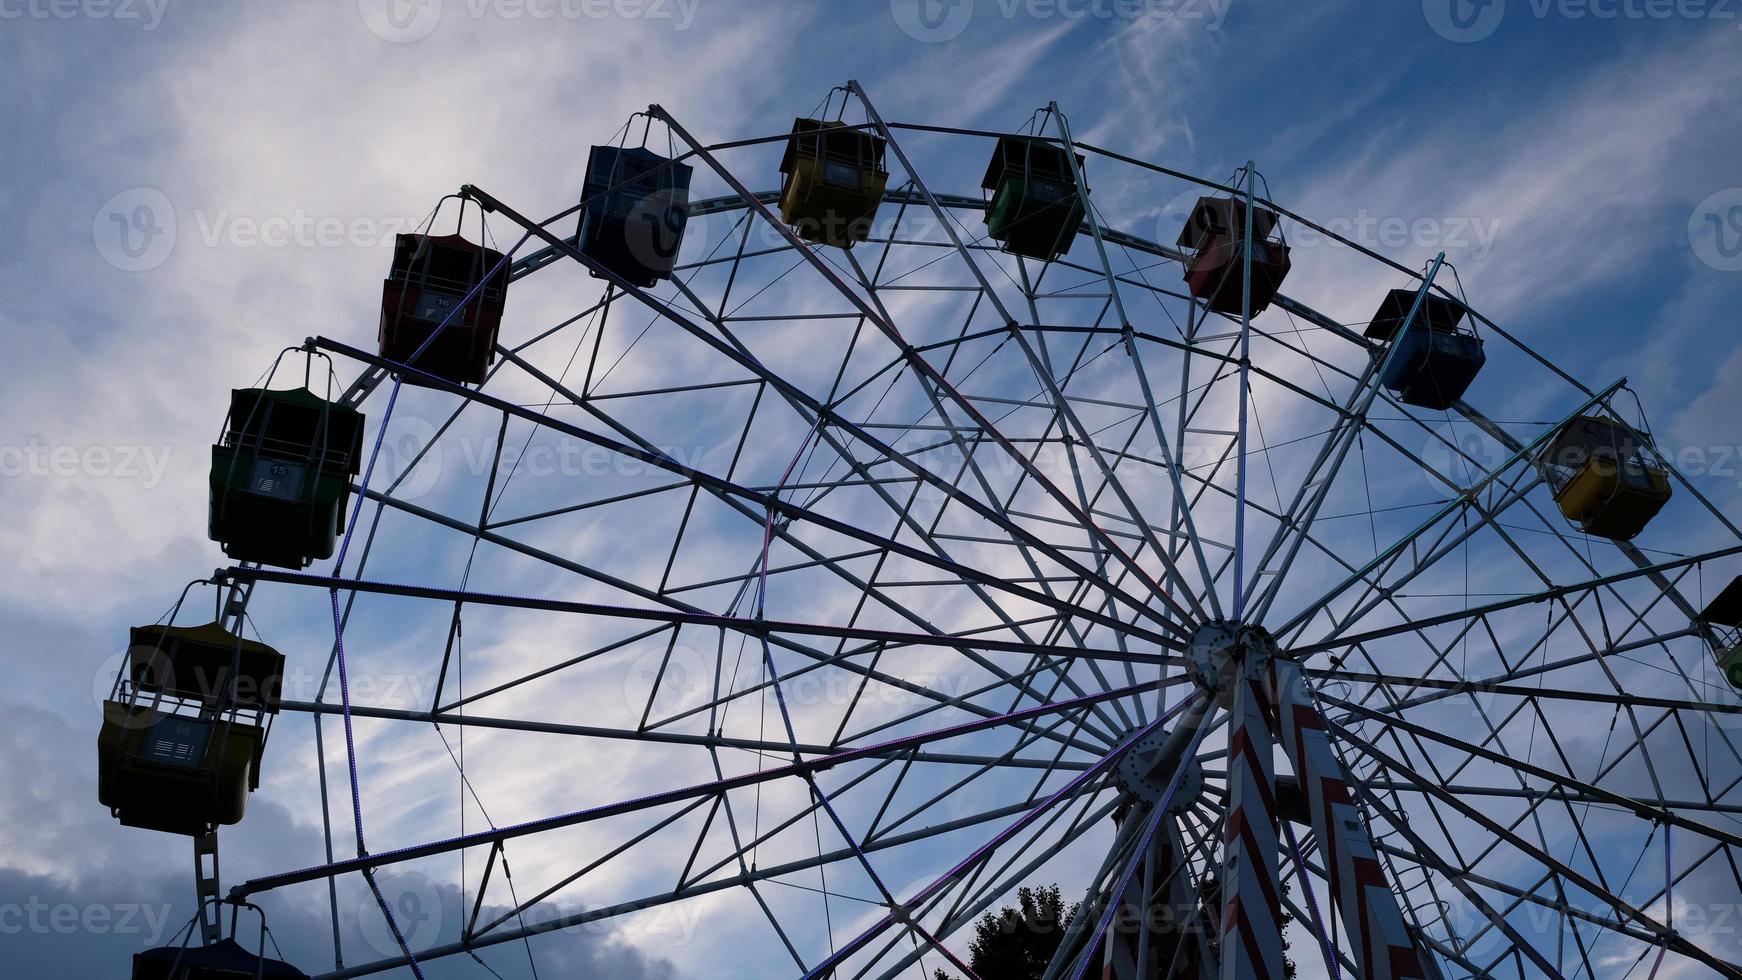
xmin=778 ymin=117 xmax=888 ymax=248
xmin=1542 ymin=414 xmax=1671 ymax=540
xmin=98 ymin=620 xmax=284 ymax=836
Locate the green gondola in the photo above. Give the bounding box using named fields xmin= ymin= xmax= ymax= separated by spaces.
xmin=981 ymin=135 xmax=1085 ymax=261
xmin=208 ymin=383 xmax=364 ymax=569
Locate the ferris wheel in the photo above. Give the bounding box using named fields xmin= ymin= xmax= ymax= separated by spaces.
xmin=98 ymin=79 xmax=1742 ymax=980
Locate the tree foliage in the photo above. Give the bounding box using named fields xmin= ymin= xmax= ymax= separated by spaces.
xmin=927 ymin=874 xmax=1300 ymax=979
xmin=932 ymin=884 xmax=1079 ymax=980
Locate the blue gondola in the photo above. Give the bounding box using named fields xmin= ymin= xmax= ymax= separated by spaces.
xmin=1364 ymin=288 xmax=1485 ymax=410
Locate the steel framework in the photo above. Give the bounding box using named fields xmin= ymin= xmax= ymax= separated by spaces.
xmin=171 ymin=81 xmax=1742 ymax=979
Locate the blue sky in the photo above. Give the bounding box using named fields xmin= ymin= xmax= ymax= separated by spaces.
xmin=3 ymin=2 xmax=1742 ymax=978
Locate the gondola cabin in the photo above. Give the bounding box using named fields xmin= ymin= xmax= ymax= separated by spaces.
xmin=208 ymin=386 xmax=364 ymax=569
xmin=1363 ymin=288 xmax=1486 ymax=410
xmin=1541 ymin=414 xmax=1672 ymax=540
xmin=98 ymin=622 xmax=284 ymax=836
xmin=379 ymin=231 xmax=511 ymax=385
xmin=981 ymin=135 xmax=1086 ymax=261
xmin=578 ymin=145 xmax=693 ymax=286
xmin=132 ymin=938 xmax=308 ymax=979
xmin=1699 ymin=576 xmax=1742 ymax=690
xmin=1176 ymin=196 xmax=1291 ymax=315
xmin=778 ymin=118 xmax=888 ymax=248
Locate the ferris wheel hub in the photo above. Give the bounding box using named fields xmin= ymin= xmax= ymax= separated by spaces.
xmin=1186 ymin=619 xmax=1280 ymax=706
xmin=1115 ymin=725 xmax=1205 ymax=812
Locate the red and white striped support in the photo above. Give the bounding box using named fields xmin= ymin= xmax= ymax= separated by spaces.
xmin=1272 ymin=656 xmax=1432 ymax=980
xmin=1220 ymin=655 xmax=1285 ymax=980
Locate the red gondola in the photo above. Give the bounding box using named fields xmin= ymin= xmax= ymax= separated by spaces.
xmin=379 ymin=196 xmax=510 ymax=386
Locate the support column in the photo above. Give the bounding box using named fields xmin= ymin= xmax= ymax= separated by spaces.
xmin=1273 ymin=656 xmax=1431 ymax=979
xmin=194 ymin=830 xmax=223 ymax=945
xmin=192 ymin=576 xmax=252 ymax=945
xmin=1219 ymin=646 xmax=1284 ymax=980
xmin=1099 ymin=822 xmax=1217 ymax=980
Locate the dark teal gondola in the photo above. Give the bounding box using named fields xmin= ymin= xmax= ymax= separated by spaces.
xmin=578 ymin=145 xmax=693 ymax=288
